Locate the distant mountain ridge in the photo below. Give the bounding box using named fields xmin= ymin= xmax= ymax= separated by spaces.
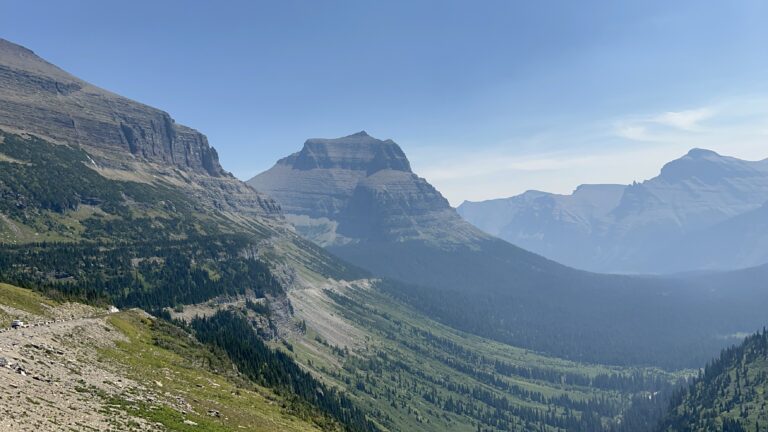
xmin=458 ymin=148 xmax=768 ymax=273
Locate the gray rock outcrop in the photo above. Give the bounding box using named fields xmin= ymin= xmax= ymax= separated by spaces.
xmin=248 ymin=131 xmax=484 ymax=246
xmin=0 ymin=38 xmax=279 ymax=218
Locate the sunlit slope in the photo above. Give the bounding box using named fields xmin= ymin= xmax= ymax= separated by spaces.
xmin=0 ymin=283 xmax=334 ymax=431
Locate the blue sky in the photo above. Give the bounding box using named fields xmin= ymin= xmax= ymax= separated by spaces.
xmin=2 ymin=0 xmax=767 ymax=204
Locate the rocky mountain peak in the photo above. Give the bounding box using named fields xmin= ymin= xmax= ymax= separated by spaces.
xmin=685 ymin=148 xmax=721 ymax=159
xmin=249 ymin=132 xmax=485 ymax=246
xmin=658 ymin=148 xmax=766 ymax=184
xmin=0 ymin=38 xmax=35 ymax=57
xmin=278 ymin=131 xmax=412 ymax=174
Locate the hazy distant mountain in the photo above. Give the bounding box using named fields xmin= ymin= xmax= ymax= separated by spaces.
xmin=251 ymin=133 xmax=768 ymax=368
xmin=458 ymin=148 xmax=768 ymax=273
xmin=456 ymin=184 xmax=626 ymax=271
xmin=643 ymin=201 xmax=768 ymax=274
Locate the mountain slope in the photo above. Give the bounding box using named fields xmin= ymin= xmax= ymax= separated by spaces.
xmin=659 ymin=329 xmax=768 ymax=432
xmin=0 ymin=37 xmax=698 ymax=432
xmin=643 ymin=202 xmax=768 ymax=274
xmin=458 ymin=149 xmax=768 ymax=274
xmin=250 ymin=133 xmax=768 ymax=368
xmin=280 ymin=279 xmax=686 ymax=432
xmin=0 ymin=38 xmax=279 ymax=221
xmin=0 ymin=283 xmax=336 ymax=432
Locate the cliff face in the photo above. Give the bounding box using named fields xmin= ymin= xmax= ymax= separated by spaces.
xmin=249 ymin=131 xmax=485 ymax=246
xmin=0 ymin=38 xmax=224 ymax=176
xmin=0 ymin=38 xmax=279 ymax=218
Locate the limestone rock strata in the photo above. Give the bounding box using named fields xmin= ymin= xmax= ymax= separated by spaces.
xmin=249 ymin=131 xmax=484 ymax=246
xmin=0 ymin=38 xmax=279 ymax=218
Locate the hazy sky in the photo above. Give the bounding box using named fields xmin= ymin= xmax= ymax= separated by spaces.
xmin=2 ymin=1 xmax=767 ymax=204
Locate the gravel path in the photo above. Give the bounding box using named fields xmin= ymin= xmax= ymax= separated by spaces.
xmin=0 ymin=314 xmax=163 ymax=432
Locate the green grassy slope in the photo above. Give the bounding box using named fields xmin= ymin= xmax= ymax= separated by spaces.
xmin=0 ymin=281 xmax=57 ymax=324
xmin=0 ymin=282 xmax=341 ymax=431
xmin=287 ymin=283 xmax=688 ymax=432
xmin=103 ymin=312 xmax=342 ymax=432
xmin=660 ymin=330 xmax=768 ymax=432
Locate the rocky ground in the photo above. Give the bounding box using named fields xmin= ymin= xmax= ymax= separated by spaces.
xmin=0 ymin=282 xmax=330 ymax=432
xmin=0 ymin=312 xmax=163 ymax=431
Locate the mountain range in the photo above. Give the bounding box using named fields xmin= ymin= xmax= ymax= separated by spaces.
xmin=250 ymin=132 xmax=768 ymax=368
xmin=458 ymin=148 xmax=768 ymax=274
xmin=0 ymin=37 xmax=687 ymax=432
xmin=2 ymin=36 xmax=768 ymax=432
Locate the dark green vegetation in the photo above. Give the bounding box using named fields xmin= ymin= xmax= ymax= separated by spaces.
xmin=331 ymin=239 xmax=768 ymax=369
xmin=660 ymin=329 xmax=768 ymax=432
xmin=191 ymin=311 xmax=377 ymax=432
xmin=287 ymin=284 xmax=687 ymax=432
xmin=0 ymin=235 xmax=281 ymax=309
xmin=0 ymin=132 xmax=228 ymax=242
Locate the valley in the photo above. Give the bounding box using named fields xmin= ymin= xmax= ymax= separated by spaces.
xmin=0 ymin=32 xmax=766 ymax=432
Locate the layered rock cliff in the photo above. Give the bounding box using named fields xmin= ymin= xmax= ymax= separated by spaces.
xmin=0 ymin=38 xmax=279 ymax=218
xmin=248 ymin=131 xmax=484 ymax=246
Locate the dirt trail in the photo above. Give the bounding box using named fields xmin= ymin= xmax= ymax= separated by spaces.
xmin=0 ymin=315 xmax=162 ymax=432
